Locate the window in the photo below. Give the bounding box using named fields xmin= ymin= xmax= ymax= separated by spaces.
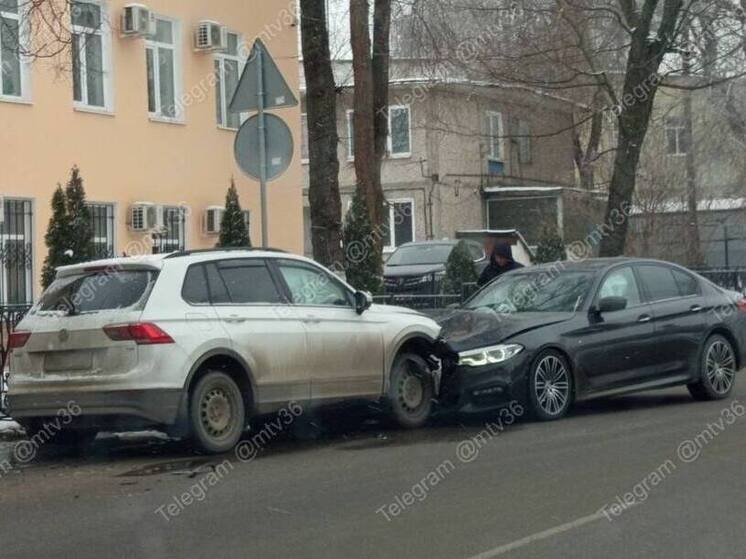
xmin=517 ymin=119 xmax=532 ymax=164
xmin=216 ymin=260 xmax=283 ymax=304
xmin=182 ymin=265 xmax=210 ymax=305
xmin=146 ymin=17 xmax=180 ymax=120
xmin=87 ymin=203 xmax=115 ymax=259
xmin=346 ymin=106 xmax=411 ymax=159
xmin=152 ymin=206 xmax=186 ymax=253
xmin=300 ymin=113 xmax=309 ymax=162
xmin=71 ymin=0 xmax=111 ymax=110
xmin=388 ymin=105 xmax=411 ymax=157
xmin=0 ymin=198 xmax=33 ymax=304
xmin=0 ymin=0 xmax=24 ymax=99
xmin=39 ymin=270 xmax=156 ymax=313
xmin=672 ymin=269 xmax=699 ymax=297
xmin=276 ymin=261 xmax=351 ymax=307
xmin=383 ymin=199 xmax=414 ymax=250
xmin=487 ymin=111 xmax=504 ymax=161
xmin=598 ymin=267 xmax=641 ymax=307
xmin=665 ymin=116 xmax=690 ymax=156
xmin=346 ymin=110 xmax=355 ymax=160
xmin=636 ymin=265 xmax=681 ymax=302
xmin=215 ymin=31 xmax=242 ymax=129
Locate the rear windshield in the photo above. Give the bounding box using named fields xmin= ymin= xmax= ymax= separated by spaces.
xmin=36 ymin=270 xmax=158 ymax=314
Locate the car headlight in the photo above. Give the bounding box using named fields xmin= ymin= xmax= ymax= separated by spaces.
xmin=458 ymin=344 xmax=524 ymax=367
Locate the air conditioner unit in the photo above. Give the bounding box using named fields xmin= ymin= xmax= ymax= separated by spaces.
xmin=195 ymin=20 xmax=228 ymax=51
xmin=130 ymin=203 xmax=165 ymax=232
xmin=204 ymin=206 xmax=225 ymax=235
xmin=122 ymin=4 xmax=155 ymax=37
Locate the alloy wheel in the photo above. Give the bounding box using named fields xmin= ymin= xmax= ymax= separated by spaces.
xmin=534 ymin=355 xmax=570 ymax=416
xmin=705 ymin=340 xmax=736 ymax=395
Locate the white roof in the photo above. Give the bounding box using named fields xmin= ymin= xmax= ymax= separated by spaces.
xmin=631 ymin=197 xmax=746 ymax=215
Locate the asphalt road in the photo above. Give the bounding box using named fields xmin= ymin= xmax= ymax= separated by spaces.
xmin=2 ymin=383 xmax=746 ymax=559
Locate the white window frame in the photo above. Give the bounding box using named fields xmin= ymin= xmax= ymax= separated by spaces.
xmin=487 ymin=111 xmax=505 ymax=162
xmin=384 ymin=198 xmax=415 ymax=252
xmin=665 ymin=118 xmax=688 ymax=157
xmin=145 ymin=15 xmax=183 ymax=123
xmin=71 ymin=0 xmax=114 ymax=113
xmin=214 ymin=30 xmax=245 ymax=130
xmin=300 ymin=113 xmax=309 ymax=164
xmin=0 ymin=0 xmax=31 ymax=103
xmin=346 ymin=109 xmax=355 ymax=161
xmin=387 ymin=105 xmax=412 ymax=158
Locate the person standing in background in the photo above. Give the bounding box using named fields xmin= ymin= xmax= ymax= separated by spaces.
xmin=477 ymin=242 xmax=524 ymax=287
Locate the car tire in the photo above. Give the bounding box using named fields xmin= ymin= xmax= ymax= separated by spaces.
xmin=189 ymin=371 xmax=246 ymax=454
xmin=688 ymin=335 xmax=737 ymax=401
xmin=388 ymin=352 xmax=434 ymax=429
xmin=527 ymin=350 xmax=573 ymax=421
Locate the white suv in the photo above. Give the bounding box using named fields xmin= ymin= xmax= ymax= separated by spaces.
xmin=8 ymin=249 xmax=442 ymax=453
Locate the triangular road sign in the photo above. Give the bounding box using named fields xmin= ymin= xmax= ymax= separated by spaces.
xmin=229 ymin=38 xmax=298 ymax=113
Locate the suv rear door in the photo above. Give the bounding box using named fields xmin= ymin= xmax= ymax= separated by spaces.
xmin=13 ymin=267 xmax=157 ymax=379
xmin=201 ymin=258 xmax=310 ymax=405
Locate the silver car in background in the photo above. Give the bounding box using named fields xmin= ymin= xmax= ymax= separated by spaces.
xmin=8 ymin=249 xmax=442 ymax=453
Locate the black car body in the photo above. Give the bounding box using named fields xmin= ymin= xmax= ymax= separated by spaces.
xmin=384 ymin=240 xmax=487 ymax=295
xmin=438 ymin=258 xmax=746 ymax=416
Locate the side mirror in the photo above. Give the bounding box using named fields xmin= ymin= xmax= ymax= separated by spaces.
xmin=597 ymin=296 xmax=628 ymax=314
xmin=354 ymin=290 xmax=373 ymax=315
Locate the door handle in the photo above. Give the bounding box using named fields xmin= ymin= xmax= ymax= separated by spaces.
xmin=690 ymin=305 xmax=703 ymax=313
xmin=638 ymin=314 xmax=652 ymax=323
xmin=304 ymin=316 xmax=321 ymax=324
xmin=223 ymin=315 xmax=247 ymax=324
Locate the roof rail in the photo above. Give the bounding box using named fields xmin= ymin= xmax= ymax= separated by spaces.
xmin=164 ymin=247 xmax=287 ymax=259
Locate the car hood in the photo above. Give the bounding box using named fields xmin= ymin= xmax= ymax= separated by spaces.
xmin=438 ymin=308 xmax=575 ymax=353
xmin=384 ymin=263 xmax=445 ymax=277
xmin=369 ymin=303 xmax=425 ymax=317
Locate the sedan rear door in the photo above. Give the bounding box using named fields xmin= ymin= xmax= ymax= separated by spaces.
xmin=635 ymin=264 xmax=709 ymax=378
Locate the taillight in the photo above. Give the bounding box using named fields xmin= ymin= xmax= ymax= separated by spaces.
xmin=103 ymin=323 xmax=174 ymax=345
xmin=8 ymin=331 xmax=31 ymax=350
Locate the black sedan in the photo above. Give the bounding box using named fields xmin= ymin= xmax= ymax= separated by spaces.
xmin=438 ymin=258 xmax=746 ymax=420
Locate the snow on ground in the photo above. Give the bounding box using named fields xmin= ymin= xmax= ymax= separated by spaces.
xmin=0 ymin=418 xmax=24 ymax=440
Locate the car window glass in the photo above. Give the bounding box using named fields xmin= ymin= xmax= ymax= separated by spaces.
xmin=37 ymin=270 xmax=156 ymax=313
xmin=672 ymin=269 xmax=699 ymax=297
xmin=637 ymin=265 xmax=680 ymax=302
xmin=182 ymin=265 xmax=210 ymax=304
xmin=598 ymin=267 xmax=641 ymax=306
xmin=205 ymin=263 xmax=230 ymax=304
xmin=216 ymin=260 xmax=283 ymax=304
xmin=277 ymin=262 xmax=351 ymax=307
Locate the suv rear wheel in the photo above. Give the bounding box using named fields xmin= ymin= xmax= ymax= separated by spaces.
xmin=189 ymin=371 xmax=246 ymax=454
xmin=388 ymin=352 xmax=434 ymax=429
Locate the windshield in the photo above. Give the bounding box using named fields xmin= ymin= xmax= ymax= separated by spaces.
xmin=387 ymin=244 xmax=454 ymax=266
xmin=466 ymin=270 xmax=596 ymax=313
xmin=36 ymin=270 xmax=157 ymax=314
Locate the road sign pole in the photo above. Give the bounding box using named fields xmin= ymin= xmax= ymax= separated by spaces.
xmin=257 ymin=43 xmax=269 ymax=248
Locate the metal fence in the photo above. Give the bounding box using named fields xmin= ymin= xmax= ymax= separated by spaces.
xmin=695 ymin=268 xmax=745 ymax=293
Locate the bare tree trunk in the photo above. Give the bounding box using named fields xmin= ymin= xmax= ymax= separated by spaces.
xmin=682 ymin=48 xmax=704 ymax=267
xmin=301 ymin=0 xmax=344 ymax=266
xmin=600 ymin=0 xmax=685 ymax=257
xmin=572 ymin=91 xmax=604 ymax=191
xmin=350 ymin=0 xmax=388 ymax=251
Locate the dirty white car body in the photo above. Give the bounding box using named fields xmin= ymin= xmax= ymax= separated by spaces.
xmin=8 ymin=249 xmax=442 ymax=453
